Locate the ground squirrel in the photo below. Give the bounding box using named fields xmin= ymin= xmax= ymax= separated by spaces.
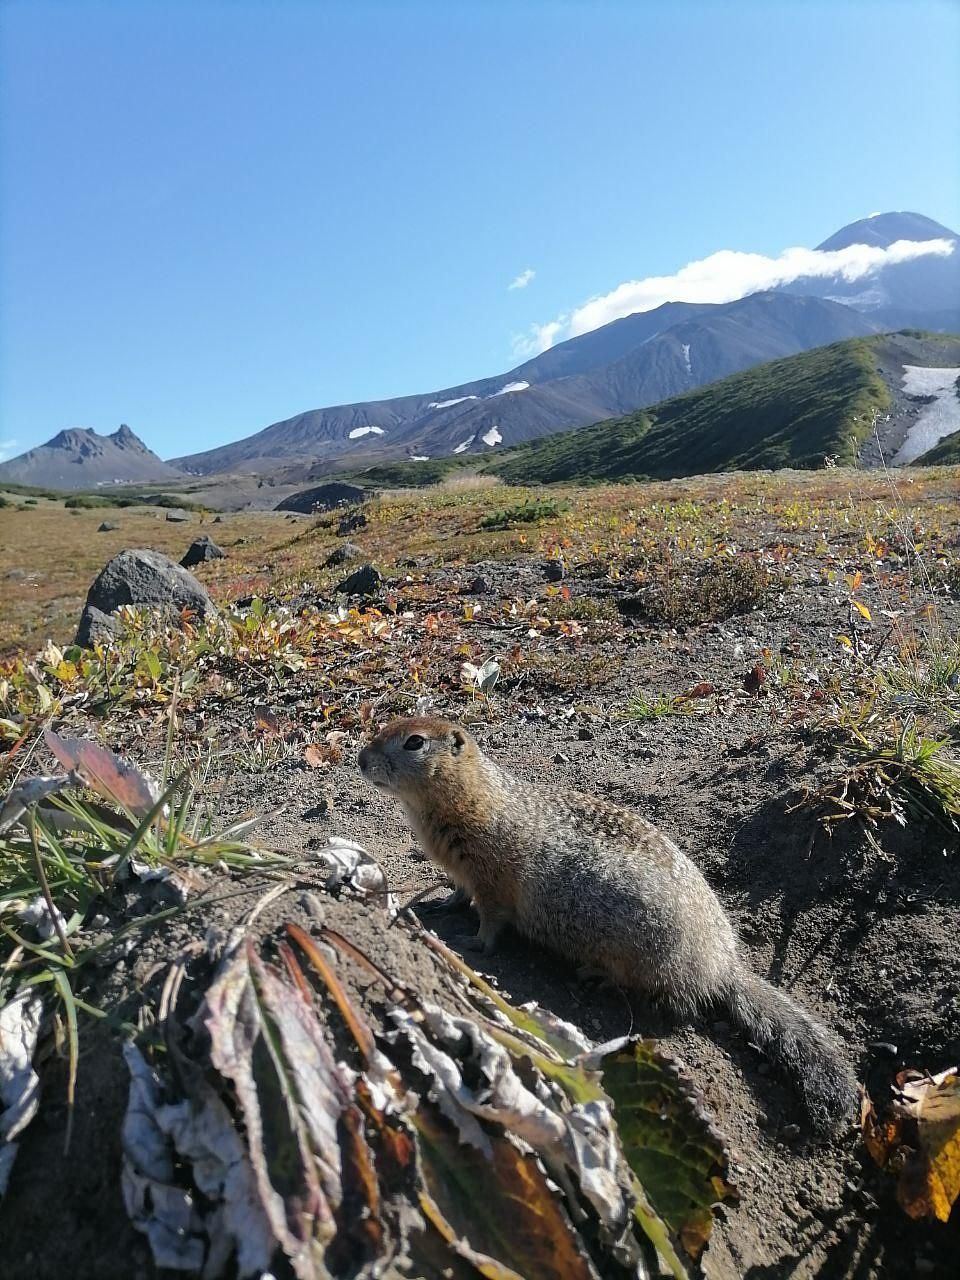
xmin=358 ymin=715 xmax=858 ymax=1132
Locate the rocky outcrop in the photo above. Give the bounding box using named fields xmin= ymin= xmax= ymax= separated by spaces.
xmin=274 ymin=483 xmax=367 ymax=514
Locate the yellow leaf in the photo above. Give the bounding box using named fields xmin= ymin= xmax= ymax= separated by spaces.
xmin=853 ymin=601 xmax=872 ymax=622
xmin=864 ymin=1068 xmax=960 ymax=1224
xmin=837 ymin=635 xmax=853 ymax=649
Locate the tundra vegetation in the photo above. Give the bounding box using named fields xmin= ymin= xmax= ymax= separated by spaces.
xmin=0 ymin=463 xmax=959 ymax=1278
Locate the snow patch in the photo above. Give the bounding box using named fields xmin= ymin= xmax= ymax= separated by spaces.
xmin=453 ymin=435 xmax=476 ymax=454
xmin=481 ymin=426 xmax=503 ymax=447
xmin=411 ymin=455 xmax=430 ymax=461
xmin=892 ymin=366 xmax=960 ymax=465
xmin=489 ymin=381 xmax=530 ymax=397
xmin=428 ymin=396 xmax=479 ymax=409
xmin=348 ymin=426 xmax=386 ymax=439
xmin=681 ymin=343 xmax=692 ymax=376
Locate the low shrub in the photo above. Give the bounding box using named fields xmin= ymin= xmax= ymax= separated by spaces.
xmin=479 ymin=498 xmax=565 ymax=530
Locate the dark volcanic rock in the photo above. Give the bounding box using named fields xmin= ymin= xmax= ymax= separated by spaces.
xmin=275 ymin=483 xmax=367 ymax=514
xmin=615 ymin=594 xmax=646 ymax=618
xmin=97 ymin=521 xmax=118 ymax=532
xmin=543 ymin=559 xmax=565 ymax=582
xmin=336 ymin=565 xmax=382 ymax=597
xmin=337 ymin=509 xmax=368 ymax=536
xmin=180 ymin=535 xmax=225 ymax=568
xmin=324 ymin=541 xmax=364 ymax=568
xmin=75 ymin=549 xmax=217 ymax=647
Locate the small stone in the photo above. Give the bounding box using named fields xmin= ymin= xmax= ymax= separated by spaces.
xmin=464 ymin=576 xmax=490 ymax=595
xmin=97 ymin=520 xmax=118 ymax=532
xmin=180 ymin=535 xmax=224 ymax=567
xmin=543 ymin=559 xmax=564 ymax=582
xmin=324 ymin=541 xmax=363 ymax=568
xmin=553 ymin=751 xmax=569 ymax=764
xmin=299 ymin=891 xmax=327 ymax=923
xmin=336 ymin=564 xmax=382 ymax=596
xmin=577 ymin=727 xmax=594 ymax=741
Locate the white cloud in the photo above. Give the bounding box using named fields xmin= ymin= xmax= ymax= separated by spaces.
xmin=512 ymin=320 xmax=564 ymax=359
xmin=508 ymin=267 xmax=535 ymax=291
xmin=0 ymin=438 xmax=19 ymax=462
xmin=513 ymin=237 xmax=955 ymax=355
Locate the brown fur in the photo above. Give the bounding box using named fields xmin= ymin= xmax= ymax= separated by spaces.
xmin=359 ymin=716 xmax=858 ymax=1132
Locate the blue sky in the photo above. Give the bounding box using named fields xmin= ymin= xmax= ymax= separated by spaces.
xmin=2 ymin=0 xmax=958 ymax=461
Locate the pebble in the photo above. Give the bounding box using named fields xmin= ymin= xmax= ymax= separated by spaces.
xmin=869 ymin=1040 xmax=898 ymax=1056
xmin=299 ymin=891 xmax=327 ymax=923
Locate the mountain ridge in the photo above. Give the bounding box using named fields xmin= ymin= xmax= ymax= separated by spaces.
xmin=5 ymin=211 xmax=957 ymax=487
xmin=0 ymin=424 xmax=183 ymax=490
xmin=169 ymin=210 xmax=958 ymax=476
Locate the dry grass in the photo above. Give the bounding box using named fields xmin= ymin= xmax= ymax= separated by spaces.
xmin=434 ymin=471 xmax=502 ymax=492
xmin=2 ymin=466 xmax=959 ymax=658
xmin=0 ymin=505 xmax=296 ymax=653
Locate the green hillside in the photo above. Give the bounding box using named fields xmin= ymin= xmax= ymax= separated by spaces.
xmin=491 ymin=338 xmax=891 ymax=485
xmin=913 ymin=427 xmax=960 ymax=466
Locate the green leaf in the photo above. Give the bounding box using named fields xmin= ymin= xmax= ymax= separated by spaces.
xmin=598 ymin=1039 xmax=738 ymax=1262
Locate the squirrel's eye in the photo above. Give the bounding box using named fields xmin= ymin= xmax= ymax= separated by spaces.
xmin=403 ymin=734 xmax=426 ymax=752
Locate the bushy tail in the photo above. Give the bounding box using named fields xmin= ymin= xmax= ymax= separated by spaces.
xmin=721 ymin=963 xmax=858 ymax=1134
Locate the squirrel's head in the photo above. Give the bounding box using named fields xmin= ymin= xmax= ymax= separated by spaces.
xmin=358 ymin=716 xmax=476 ymax=802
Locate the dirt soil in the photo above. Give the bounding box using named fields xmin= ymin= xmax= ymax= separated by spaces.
xmin=3 ymin=505 xmax=960 ymax=1278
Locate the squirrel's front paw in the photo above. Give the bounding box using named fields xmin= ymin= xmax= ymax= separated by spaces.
xmin=452 ymin=932 xmax=491 ymax=955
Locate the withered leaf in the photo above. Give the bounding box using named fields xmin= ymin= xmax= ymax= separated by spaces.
xmin=43 ymin=731 xmax=158 ymax=816
xmin=863 ymin=1068 xmax=960 ymax=1223
xmin=414 ymin=1101 xmax=599 ymax=1280
xmin=202 ymin=940 xmax=348 ymax=1278
xmin=304 ymin=742 xmax=343 ymax=768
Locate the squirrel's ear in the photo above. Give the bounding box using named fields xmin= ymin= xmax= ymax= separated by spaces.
xmin=450 ymin=727 xmax=467 ymax=755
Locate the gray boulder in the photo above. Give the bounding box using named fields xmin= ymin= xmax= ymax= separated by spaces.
xmin=180 ymin=535 xmax=224 ymax=568
xmin=323 ymin=541 xmax=364 ymax=568
xmin=336 ymin=565 xmax=382 ymax=597
xmin=165 ymin=509 xmax=190 ymax=522
xmin=97 ymin=521 xmax=118 ymax=532
xmin=75 ymin=548 xmax=217 ymax=647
